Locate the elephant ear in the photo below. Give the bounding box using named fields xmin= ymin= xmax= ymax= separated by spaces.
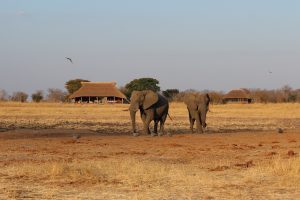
xmin=195 ymin=93 xmax=210 ymax=108
xmin=184 ymin=93 xmax=198 ymax=110
xmin=205 ymin=93 xmax=210 ymax=106
xmin=143 ymin=90 xmax=159 ymax=109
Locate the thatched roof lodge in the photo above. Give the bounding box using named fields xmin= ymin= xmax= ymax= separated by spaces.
xmin=69 ymin=82 xmax=127 ymax=104
xmin=223 ymin=89 xmax=253 ymax=104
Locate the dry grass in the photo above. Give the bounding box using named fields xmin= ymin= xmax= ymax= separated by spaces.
xmin=248 ymin=155 xmax=300 ymax=186
xmin=0 ymin=102 xmax=300 ymax=199
xmin=2 ymin=155 xmax=300 ymax=199
xmin=1 ymin=102 xmax=300 ymax=132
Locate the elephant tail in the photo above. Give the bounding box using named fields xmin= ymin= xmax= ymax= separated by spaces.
xmin=167 ymin=113 xmax=173 ymax=121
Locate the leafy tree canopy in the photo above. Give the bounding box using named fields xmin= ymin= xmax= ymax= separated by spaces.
xmin=65 ymin=79 xmax=90 ymax=94
xmin=32 ymin=90 xmax=44 ymax=103
xmin=124 ymin=78 xmax=160 ymax=98
xmin=162 ymin=89 xmax=179 ymax=100
xmin=11 ymin=91 xmax=28 ymax=102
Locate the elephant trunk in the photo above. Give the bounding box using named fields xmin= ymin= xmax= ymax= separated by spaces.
xmin=194 ymin=111 xmax=203 ymax=133
xmin=202 ymin=94 xmax=210 ymax=128
xmin=201 ymin=112 xmax=207 ymax=128
xmin=130 ymin=109 xmax=138 ymax=136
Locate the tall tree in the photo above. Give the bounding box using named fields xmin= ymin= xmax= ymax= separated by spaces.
xmin=162 ymin=89 xmax=179 ymax=101
xmin=65 ymin=79 xmax=90 ymax=95
xmin=124 ymin=78 xmax=160 ymax=98
xmin=46 ymin=88 xmax=67 ymax=102
xmin=11 ymin=91 xmax=28 ymax=102
xmin=31 ymin=90 xmax=44 ymax=103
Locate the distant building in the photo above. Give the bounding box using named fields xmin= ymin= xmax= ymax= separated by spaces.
xmin=223 ymin=89 xmax=253 ymax=104
xmin=69 ymin=82 xmax=127 ymax=104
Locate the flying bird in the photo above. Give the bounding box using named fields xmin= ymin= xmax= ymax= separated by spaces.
xmin=268 ymin=70 xmax=272 ymax=74
xmin=65 ymin=57 xmax=73 ymax=64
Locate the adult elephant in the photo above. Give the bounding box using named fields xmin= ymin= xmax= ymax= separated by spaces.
xmin=184 ymin=93 xmax=210 ymax=133
xmin=129 ymin=90 xmax=169 ymax=137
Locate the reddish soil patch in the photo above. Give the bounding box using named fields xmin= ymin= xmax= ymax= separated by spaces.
xmin=1 ymin=129 xmax=300 ymax=199
xmin=287 ymin=150 xmax=297 ymax=157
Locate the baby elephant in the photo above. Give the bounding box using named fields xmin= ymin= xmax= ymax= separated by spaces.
xmin=184 ymin=93 xmax=210 ymax=133
xmin=129 ymin=90 xmax=170 ymax=137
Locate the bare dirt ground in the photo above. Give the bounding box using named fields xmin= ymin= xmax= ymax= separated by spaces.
xmin=0 ymin=128 xmax=300 ymax=199
xmin=0 ymin=102 xmax=300 ymax=199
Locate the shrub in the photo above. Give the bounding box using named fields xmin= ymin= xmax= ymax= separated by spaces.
xmin=11 ymin=91 xmax=28 ymax=102
xmin=0 ymin=89 xmax=8 ymax=101
xmin=162 ymin=89 xmax=179 ymax=101
xmin=32 ymin=90 xmax=44 ymax=103
xmin=46 ymin=88 xmax=67 ymax=102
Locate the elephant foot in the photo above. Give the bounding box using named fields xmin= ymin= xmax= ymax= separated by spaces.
xmin=145 ymin=129 xmax=151 ymax=135
xmin=196 ymin=131 xmax=203 ymax=134
xmin=157 ymin=132 xmax=163 ymax=137
xmin=196 ymin=128 xmax=204 ymax=134
xmin=133 ymin=132 xmax=139 ymax=137
xmin=151 ymin=133 xmax=157 ymax=137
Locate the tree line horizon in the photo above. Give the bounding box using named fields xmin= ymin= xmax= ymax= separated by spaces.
xmin=0 ymin=77 xmax=299 ymax=104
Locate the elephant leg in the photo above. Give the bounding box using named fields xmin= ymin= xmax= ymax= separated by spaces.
xmin=188 ymin=111 xmax=195 ymax=133
xmin=141 ymin=113 xmax=151 ymax=135
xmin=158 ymin=115 xmax=167 ymax=136
xmin=200 ymin=111 xmax=208 ymax=133
xmin=158 ymin=121 xmax=163 ymax=136
xmin=144 ymin=116 xmax=151 ymax=136
xmin=195 ymin=112 xmax=203 ymax=134
xmin=190 ymin=118 xmax=195 ymax=133
xmin=154 ymin=120 xmax=158 ymax=134
xmin=159 ymin=119 xmax=171 ymax=136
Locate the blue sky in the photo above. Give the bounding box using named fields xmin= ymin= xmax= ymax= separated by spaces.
xmin=0 ymin=0 xmax=299 ymax=94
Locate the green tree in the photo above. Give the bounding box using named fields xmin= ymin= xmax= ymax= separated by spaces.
xmin=65 ymin=79 xmax=90 ymax=95
xmin=124 ymin=78 xmax=160 ymax=98
xmin=162 ymin=89 xmax=179 ymax=101
xmin=32 ymin=90 xmax=44 ymax=103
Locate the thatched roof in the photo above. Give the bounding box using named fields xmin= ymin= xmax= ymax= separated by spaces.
xmin=69 ymin=82 xmax=126 ymax=99
xmin=223 ymin=89 xmax=251 ymax=99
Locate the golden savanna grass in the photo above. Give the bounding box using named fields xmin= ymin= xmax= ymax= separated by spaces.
xmin=0 ymin=102 xmax=300 ymax=199
xmin=1 ymin=102 xmax=300 ymax=132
